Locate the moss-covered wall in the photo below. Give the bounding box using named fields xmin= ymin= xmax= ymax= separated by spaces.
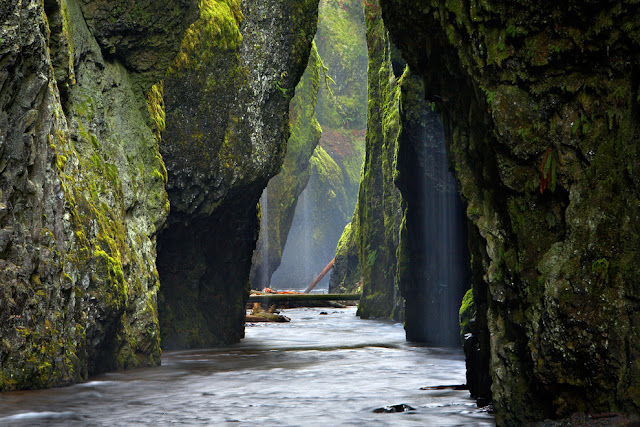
xmin=314 ymin=0 xmax=368 ymax=130
xmin=250 ymin=43 xmax=322 ymax=289
xmin=380 ymin=0 xmax=640 ymax=423
xmin=158 ymin=0 xmax=319 ymax=348
xmin=0 ymin=0 xmax=196 ymax=390
xmin=271 ymin=142 xmax=357 ymax=289
xmin=350 ymin=0 xmax=404 ymax=319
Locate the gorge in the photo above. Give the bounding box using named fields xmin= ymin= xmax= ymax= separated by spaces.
xmin=1 ymin=0 xmax=639 ymax=425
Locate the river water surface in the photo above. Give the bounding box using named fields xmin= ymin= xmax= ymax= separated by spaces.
xmin=0 ymin=307 xmax=495 ymax=426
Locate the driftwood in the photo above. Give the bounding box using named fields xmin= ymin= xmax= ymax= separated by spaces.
xmin=245 ymin=303 xmax=290 ymax=322
xmin=303 ymin=258 xmax=335 ymax=293
xmin=245 ymin=314 xmax=290 ymax=322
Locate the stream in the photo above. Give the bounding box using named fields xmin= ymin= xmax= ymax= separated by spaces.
xmin=0 ymin=306 xmax=495 ymax=426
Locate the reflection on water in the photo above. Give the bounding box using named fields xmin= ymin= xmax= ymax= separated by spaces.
xmin=0 ymin=307 xmax=494 ymax=426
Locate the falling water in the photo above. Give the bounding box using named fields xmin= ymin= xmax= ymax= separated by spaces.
xmin=258 ymin=188 xmax=270 ymax=288
xmin=271 ymin=181 xmax=321 ymax=290
xmin=420 ymin=109 xmax=470 ymax=347
xmin=300 ymin=185 xmax=315 ymax=286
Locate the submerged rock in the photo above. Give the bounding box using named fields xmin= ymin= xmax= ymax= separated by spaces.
xmin=373 ymin=404 xmax=416 ymax=413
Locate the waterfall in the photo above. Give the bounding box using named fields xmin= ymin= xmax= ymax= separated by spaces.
xmin=271 ymin=180 xmax=324 ymax=290
xmin=259 ymin=188 xmax=269 ymax=288
xmin=421 ymin=110 xmax=469 ymax=347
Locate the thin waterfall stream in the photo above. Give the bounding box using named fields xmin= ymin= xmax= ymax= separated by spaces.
xmin=419 ymin=108 xmax=470 ymax=347
xmin=259 ymin=189 xmax=270 ymax=289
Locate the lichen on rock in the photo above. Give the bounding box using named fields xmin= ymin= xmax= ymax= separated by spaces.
xmin=158 ymin=0 xmax=319 ymax=349
xmin=379 ymin=0 xmax=640 ymax=423
xmin=0 ymin=0 xmax=195 ymax=390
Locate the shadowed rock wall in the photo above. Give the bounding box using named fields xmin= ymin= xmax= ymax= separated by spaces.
xmin=158 ymin=0 xmax=319 ymax=348
xmin=380 ymin=0 xmax=640 ymax=423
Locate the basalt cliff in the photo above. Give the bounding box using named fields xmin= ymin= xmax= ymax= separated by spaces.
xmin=379 ymin=0 xmax=640 ymax=423
xmin=2 ymin=0 xmax=640 ymax=425
xmin=0 ymin=0 xmax=317 ymax=387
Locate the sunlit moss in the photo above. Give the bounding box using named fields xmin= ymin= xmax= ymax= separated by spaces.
xmin=172 ymin=0 xmax=243 ymax=72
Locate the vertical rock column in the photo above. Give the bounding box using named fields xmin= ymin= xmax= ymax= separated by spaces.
xmin=0 ymin=0 xmax=196 ymax=390
xmin=158 ymin=0 xmax=319 ymax=349
xmin=352 ymin=0 xmax=404 ymax=320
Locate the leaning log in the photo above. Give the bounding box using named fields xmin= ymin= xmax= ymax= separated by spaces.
xmin=304 ymin=258 xmax=335 ymax=293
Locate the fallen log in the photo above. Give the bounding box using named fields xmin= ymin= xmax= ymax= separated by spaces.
xmin=248 ymin=293 xmax=360 ymax=304
xmin=304 ymin=258 xmax=335 ymax=293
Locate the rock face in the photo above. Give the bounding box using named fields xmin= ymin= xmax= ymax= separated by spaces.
xmin=380 ymin=0 xmax=640 ymax=423
xmin=0 ymin=0 xmax=196 ymax=390
xmin=158 ymin=0 xmax=318 ymax=348
xmin=250 ymin=44 xmax=322 ymax=290
xmin=314 ymin=0 xmax=368 ymax=131
xmin=271 ymin=140 xmax=361 ymax=289
xmin=338 ymin=0 xmax=404 ymax=320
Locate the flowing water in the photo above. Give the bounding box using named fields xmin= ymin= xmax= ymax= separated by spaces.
xmin=0 ymin=307 xmax=494 ymax=426
xmin=271 ymin=185 xmax=323 ymax=290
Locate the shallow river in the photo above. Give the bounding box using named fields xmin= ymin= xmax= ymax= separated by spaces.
xmin=0 ymin=306 xmax=495 ymax=426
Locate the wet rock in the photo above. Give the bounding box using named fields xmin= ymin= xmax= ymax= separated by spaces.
xmin=379 ymin=0 xmax=640 ymax=424
xmin=347 ymin=0 xmax=404 ymax=321
xmin=373 ymin=404 xmax=416 ymax=413
xmin=0 ymin=0 xmax=195 ymax=390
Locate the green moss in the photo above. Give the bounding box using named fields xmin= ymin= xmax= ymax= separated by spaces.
xmin=459 ymin=288 xmax=475 ymax=340
xmin=314 ymin=0 xmax=368 ymax=129
xmin=351 ymin=0 xmax=403 ymax=321
xmin=147 ymin=82 xmax=166 ymax=135
xmin=172 ymin=0 xmax=243 ymax=73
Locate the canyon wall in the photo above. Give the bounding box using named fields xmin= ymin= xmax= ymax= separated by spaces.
xmin=0 ymin=0 xmax=196 ymax=389
xmin=157 ymin=0 xmax=318 ymax=348
xmin=348 ymin=0 xmax=404 ymax=319
xmin=250 ymin=44 xmax=322 ymax=290
xmin=380 ymin=0 xmax=640 ymax=423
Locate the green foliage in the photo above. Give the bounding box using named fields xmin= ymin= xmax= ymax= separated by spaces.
xmin=591 ymin=258 xmax=609 ymax=286
xmin=314 ymin=0 xmax=368 ymax=129
xmin=479 ymin=85 xmax=497 ymax=106
xmin=458 ymin=288 xmax=475 ymax=341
